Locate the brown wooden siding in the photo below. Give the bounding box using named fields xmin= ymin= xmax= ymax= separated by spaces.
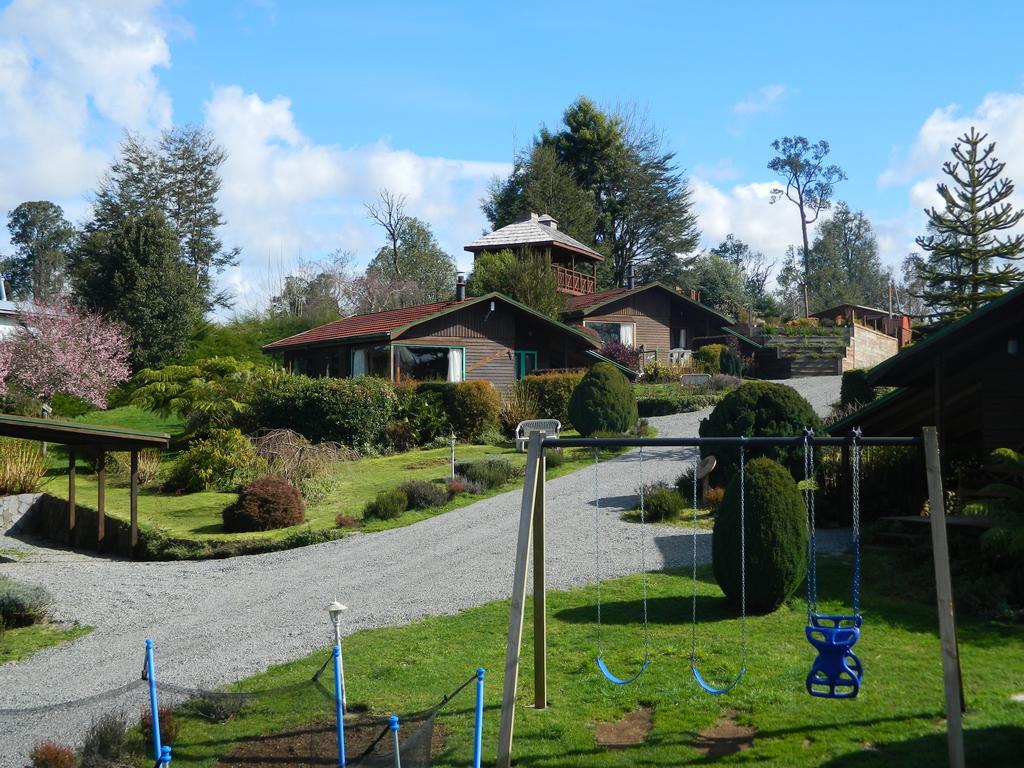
xmin=579 ymin=291 xmax=717 ymax=360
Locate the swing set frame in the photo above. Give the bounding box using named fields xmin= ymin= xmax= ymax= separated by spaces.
xmin=496 ymin=426 xmax=965 ymax=768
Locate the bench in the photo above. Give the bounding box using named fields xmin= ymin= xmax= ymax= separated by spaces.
xmin=515 ymin=419 xmax=561 ymax=452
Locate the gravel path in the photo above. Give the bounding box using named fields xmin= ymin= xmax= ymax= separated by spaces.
xmin=0 ymin=377 xmax=840 ymax=764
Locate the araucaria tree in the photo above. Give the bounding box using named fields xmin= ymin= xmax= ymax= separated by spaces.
xmin=914 ymin=127 xmax=1024 ymax=320
xmin=1 ymin=300 xmax=131 ymax=408
xmin=768 ymin=136 xmax=846 ymax=316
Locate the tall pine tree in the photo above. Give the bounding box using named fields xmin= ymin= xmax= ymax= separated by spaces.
xmin=915 ymin=127 xmax=1024 ymax=320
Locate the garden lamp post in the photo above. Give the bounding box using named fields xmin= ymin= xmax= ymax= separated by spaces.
xmin=328 ymin=600 xmax=348 ymax=712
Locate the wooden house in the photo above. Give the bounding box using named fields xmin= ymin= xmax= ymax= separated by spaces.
xmin=562 ymin=282 xmax=733 ymax=363
xmin=828 ymin=284 xmax=1024 ymax=463
xmin=810 ymin=303 xmax=912 ymax=347
xmin=263 ymin=286 xmax=602 ymax=389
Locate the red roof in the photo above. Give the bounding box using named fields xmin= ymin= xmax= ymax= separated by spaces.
xmin=263 ymin=299 xmax=462 ymax=350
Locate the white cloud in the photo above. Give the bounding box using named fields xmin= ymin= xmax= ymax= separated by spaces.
xmin=206 ymin=85 xmax=510 ymax=308
xmin=877 ymin=90 xmax=1024 ymax=269
xmin=733 ymin=84 xmax=787 ymax=115
xmin=0 ymin=0 xmax=172 ymax=208
xmin=691 ymin=176 xmax=806 ymax=259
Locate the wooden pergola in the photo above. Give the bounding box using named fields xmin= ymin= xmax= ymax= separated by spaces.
xmin=0 ymin=414 xmax=170 ymax=555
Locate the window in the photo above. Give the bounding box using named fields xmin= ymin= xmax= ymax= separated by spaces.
xmin=515 ymin=351 xmax=538 ymax=379
xmin=674 ymin=329 xmax=687 ymax=350
xmin=394 ymin=345 xmax=464 ymax=383
xmin=352 ymin=344 xmax=390 ymax=378
xmin=585 ymin=321 xmax=636 ymax=346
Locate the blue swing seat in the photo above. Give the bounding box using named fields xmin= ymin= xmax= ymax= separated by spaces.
xmin=805 ymin=614 xmax=862 ymax=699
xmin=691 ymin=663 xmax=746 ymax=695
xmin=596 ymin=655 xmax=650 ymax=685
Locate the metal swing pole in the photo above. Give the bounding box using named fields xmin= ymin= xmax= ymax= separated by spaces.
xmin=922 ymin=426 xmax=966 ymax=768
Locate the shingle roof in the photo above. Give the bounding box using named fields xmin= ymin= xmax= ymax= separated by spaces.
xmin=562 ymin=282 xmax=734 ymax=325
xmin=464 ymin=213 xmax=603 ymax=261
xmin=565 ymin=286 xmax=633 ymax=312
xmin=263 ymin=300 xmax=461 ymax=350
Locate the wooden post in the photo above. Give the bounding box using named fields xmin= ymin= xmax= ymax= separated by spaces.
xmin=922 ymin=426 xmax=966 ymax=768
xmin=496 ymin=431 xmax=544 ymax=768
xmin=68 ymin=449 xmax=77 ymax=535
xmin=97 ymin=452 xmax=106 ymax=549
xmin=533 ymin=447 xmax=547 ymax=709
xmin=130 ymin=449 xmax=139 ymax=556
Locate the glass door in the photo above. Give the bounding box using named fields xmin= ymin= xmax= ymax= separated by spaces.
xmin=515 ymin=351 xmax=538 ymax=379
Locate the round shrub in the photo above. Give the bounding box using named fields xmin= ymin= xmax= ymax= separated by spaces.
xmin=567 ymin=362 xmax=638 ymax=437
xmin=364 ymin=488 xmax=408 ymax=520
xmin=167 ymin=428 xmax=264 ymax=492
xmin=694 ymin=344 xmax=726 ymax=374
xmin=446 ymin=381 xmax=501 ymax=442
xmin=400 ymin=479 xmax=449 ymax=509
xmin=0 ymin=576 xmax=50 ymax=627
xmin=699 ymin=380 xmax=820 ymax=485
xmin=712 ymin=457 xmax=807 ymax=614
xmin=222 ymin=477 xmax=305 ymax=532
xmin=639 ymin=483 xmax=684 ymax=522
xmin=840 ymin=368 xmax=876 ymax=407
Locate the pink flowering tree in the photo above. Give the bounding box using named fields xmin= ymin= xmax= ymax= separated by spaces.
xmin=0 ymin=339 xmax=12 ymax=396
xmin=2 ymin=301 xmax=132 ymax=409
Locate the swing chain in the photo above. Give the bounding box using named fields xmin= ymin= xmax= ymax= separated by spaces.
xmin=637 ymin=447 xmax=651 ymax=657
xmin=803 ymin=428 xmax=818 ymax=622
xmin=593 ymin=448 xmax=603 ymax=656
xmin=739 ymin=443 xmax=747 ymax=669
xmin=851 ymin=428 xmax=862 ymax=616
xmin=690 ymin=454 xmax=699 ymax=664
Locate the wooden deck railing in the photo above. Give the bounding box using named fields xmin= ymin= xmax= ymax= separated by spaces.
xmin=551 ymin=264 xmax=596 ymax=295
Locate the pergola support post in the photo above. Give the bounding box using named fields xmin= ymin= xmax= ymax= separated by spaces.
xmin=97 ymin=452 xmax=106 ymax=550
xmin=130 ymin=449 xmax=139 ymax=557
xmin=68 ymin=449 xmax=76 ymax=539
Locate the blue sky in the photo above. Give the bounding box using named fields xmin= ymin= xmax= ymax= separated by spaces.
xmin=3 ymin=0 xmax=1024 ymax=312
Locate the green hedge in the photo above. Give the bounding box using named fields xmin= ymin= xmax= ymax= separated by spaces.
xmin=568 ymin=362 xmax=638 ymax=437
xmin=712 ymin=457 xmax=807 ymax=614
xmin=699 ymin=381 xmax=820 ymax=485
xmin=247 ymin=375 xmax=398 ymax=449
xmin=636 ymin=389 xmax=728 ymax=417
xmin=517 ymin=371 xmax=584 ymax=425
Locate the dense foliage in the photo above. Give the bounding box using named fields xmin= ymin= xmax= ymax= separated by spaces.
xmin=455 ymin=458 xmax=519 ymax=489
xmin=712 ymin=457 xmax=807 ymax=613
xmin=167 ymin=428 xmax=264 ymax=492
xmin=639 ymin=482 xmax=684 ymax=522
xmin=0 ymin=438 xmax=48 ymax=495
xmin=247 ymin=375 xmax=398 ymax=449
xmin=517 ymin=371 xmax=584 ymax=425
xmin=445 ymin=381 xmax=502 ymax=442
xmin=699 ymin=381 xmax=820 ymax=485
xmin=0 ymin=576 xmax=51 ymax=627
xmin=465 ymin=248 xmax=566 ymax=318
xmin=400 ymin=479 xmax=449 ymax=509
xmin=363 ymin=217 xmax=458 ymax=310
xmin=222 ymin=476 xmax=305 ymax=532
xmin=364 ymin=488 xmax=409 ymax=520
xmin=3 ymin=201 xmax=76 ymax=301
xmin=840 ymin=368 xmax=876 ymax=408
xmin=568 ymin=362 xmax=638 ymax=437
xmin=693 ymin=343 xmax=740 ymax=375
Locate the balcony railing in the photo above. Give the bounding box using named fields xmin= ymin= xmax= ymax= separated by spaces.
xmin=551 ymin=264 xmax=596 ymax=295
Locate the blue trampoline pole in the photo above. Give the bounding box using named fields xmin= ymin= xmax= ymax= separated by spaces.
xmin=160 ymin=745 xmax=172 ymax=766
xmin=145 ymin=639 xmax=162 ymax=763
xmin=473 ymin=668 xmax=485 ymax=768
xmin=389 ymin=715 xmax=401 ymax=768
xmin=333 ymin=644 xmax=346 ymax=767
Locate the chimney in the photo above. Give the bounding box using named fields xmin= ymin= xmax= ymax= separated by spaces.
xmin=455 ymin=272 xmax=467 ymax=302
xmin=625 ymin=262 xmax=635 ymax=289
xmin=536 ymin=213 xmax=558 ymax=230
xmin=514 ymin=211 xmax=540 ymax=223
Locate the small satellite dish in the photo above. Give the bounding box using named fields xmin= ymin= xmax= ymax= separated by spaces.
xmin=696 ymin=455 xmax=717 ymax=480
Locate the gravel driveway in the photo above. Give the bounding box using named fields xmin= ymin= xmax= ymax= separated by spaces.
xmin=0 ymin=377 xmax=840 ymax=764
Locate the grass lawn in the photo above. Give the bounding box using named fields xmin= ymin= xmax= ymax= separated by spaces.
xmin=40 ymin=406 xmax=617 ymax=547
xmin=166 ymin=550 xmax=1024 ymax=767
xmin=0 ymin=623 xmax=92 ymax=666
xmin=622 ymin=507 xmax=716 ymax=531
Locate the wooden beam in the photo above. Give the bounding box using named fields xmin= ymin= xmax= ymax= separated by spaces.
xmin=532 ymin=449 xmax=547 ymax=709
xmin=97 ymin=453 xmax=105 ymax=548
xmin=934 ymin=356 xmax=944 ymax=460
xmin=922 ymin=426 xmax=966 ymax=768
xmin=496 ymin=431 xmax=543 ymax=768
xmin=130 ymin=450 xmax=139 ymax=556
xmin=68 ymin=449 xmax=76 ymax=535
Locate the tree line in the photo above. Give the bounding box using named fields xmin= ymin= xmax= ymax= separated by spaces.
xmin=3 ymin=100 xmax=1022 ymax=378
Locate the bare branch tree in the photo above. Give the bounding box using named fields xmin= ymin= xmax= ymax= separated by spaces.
xmin=365 ymin=189 xmax=409 ymax=277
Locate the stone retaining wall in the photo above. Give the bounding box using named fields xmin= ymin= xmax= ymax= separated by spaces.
xmin=0 ymin=493 xmax=43 ymax=535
